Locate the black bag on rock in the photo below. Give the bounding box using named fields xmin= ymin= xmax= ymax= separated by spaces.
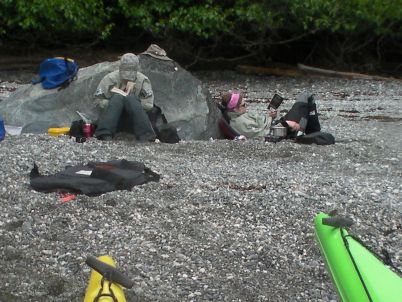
xmin=155 ymin=124 xmax=180 ymax=143
xmin=147 ymin=106 xmax=180 ymax=143
xmin=69 ymin=119 xmax=86 ymax=143
xmin=30 ymin=159 xmax=160 ymax=196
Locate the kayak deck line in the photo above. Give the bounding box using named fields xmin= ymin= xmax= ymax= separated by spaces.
xmin=315 ymin=212 xmax=402 ymax=302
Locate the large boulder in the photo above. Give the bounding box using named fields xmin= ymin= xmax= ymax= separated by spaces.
xmin=0 ymin=57 xmax=222 ymax=140
xmin=0 ymin=62 xmax=119 ymax=133
xmin=139 ymin=54 xmax=221 ymax=140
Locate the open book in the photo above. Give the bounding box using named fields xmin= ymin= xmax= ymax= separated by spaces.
xmin=267 ymin=93 xmax=284 ymax=110
xmin=110 ymin=87 xmax=128 ymax=97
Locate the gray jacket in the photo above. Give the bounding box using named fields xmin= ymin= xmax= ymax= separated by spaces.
xmin=228 ymin=111 xmax=272 ymax=139
xmin=94 ymin=70 xmax=154 ymax=111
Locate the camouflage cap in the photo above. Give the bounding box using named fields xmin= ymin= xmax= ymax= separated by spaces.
xmin=119 ymin=53 xmax=139 ymax=81
xmin=142 ymin=44 xmax=172 ymax=61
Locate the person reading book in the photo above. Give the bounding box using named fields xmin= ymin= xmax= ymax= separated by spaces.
xmin=94 ymin=53 xmax=156 ymax=142
xmin=219 ymin=91 xmax=321 ymax=140
xmin=220 ymin=92 xmax=278 ymax=139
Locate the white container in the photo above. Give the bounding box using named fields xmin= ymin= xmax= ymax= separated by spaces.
xmin=271 ymin=125 xmax=287 ymax=137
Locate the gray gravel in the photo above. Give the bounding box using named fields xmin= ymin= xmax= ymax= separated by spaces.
xmin=0 ymin=71 xmax=401 ymax=302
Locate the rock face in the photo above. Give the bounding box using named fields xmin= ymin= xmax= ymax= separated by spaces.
xmin=139 ymin=54 xmax=221 ymax=140
xmin=0 ymin=57 xmax=222 ymax=140
xmin=0 ymin=61 xmax=119 ymax=133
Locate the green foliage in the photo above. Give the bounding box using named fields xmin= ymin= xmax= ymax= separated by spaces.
xmin=116 ymin=0 xmax=288 ymax=39
xmin=114 ymin=0 xmax=402 ymax=43
xmin=0 ymin=0 xmax=401 ymax=67
xmin=117 ymin=0 xmax=231 ymax=38
xmin=1 ymin=0 xmax=401 ymax=42
xmin=291 ymin=0 xmax=402 ymax=37
xmin=0 ymin=0 xmax=112 ymax=43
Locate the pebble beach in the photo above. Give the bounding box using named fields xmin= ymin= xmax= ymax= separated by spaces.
xmin=0 ymin=71 xmax=401 ymax=301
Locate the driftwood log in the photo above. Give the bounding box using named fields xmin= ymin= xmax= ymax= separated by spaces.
xmin=236 ymin=65 xmax=305 ymax=77
xmin=237 ymin=64 xmax=401 ymax=82
xmin=297 ymin=64 xmax=400 ymax=81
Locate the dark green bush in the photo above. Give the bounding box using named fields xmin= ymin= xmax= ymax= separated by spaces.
xmin=2 ymin=0 xmax=400 ymax=42
xmin=0 ymin=0 xmax=112 ymax=44
xmin=1 ymin=0 xmax=401 ymax=70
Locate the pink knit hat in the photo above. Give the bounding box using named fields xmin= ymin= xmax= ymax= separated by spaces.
xmin=227 ymin=93 xmax=241 ymax=111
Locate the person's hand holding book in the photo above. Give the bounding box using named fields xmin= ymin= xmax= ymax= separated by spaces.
xmin=125 ymin=81 xmax=135 ymax=94
xmin=110 ymin=87 xmax=128 ymax=97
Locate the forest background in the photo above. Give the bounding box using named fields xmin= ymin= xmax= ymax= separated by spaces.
xmin=0 ymin=0 xmax=401 ymax=74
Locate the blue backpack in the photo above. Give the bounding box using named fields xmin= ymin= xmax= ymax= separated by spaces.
xmin=0 ymin=113 xmax=5 ymax=141
xmin=32 ymin=57 xmax=79 ymax=89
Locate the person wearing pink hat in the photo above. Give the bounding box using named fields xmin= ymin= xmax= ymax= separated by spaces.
xmin=220 ymin=91 xmax=321 ymax=140
xmin=220 ymin=92 xmax=278 ymax=139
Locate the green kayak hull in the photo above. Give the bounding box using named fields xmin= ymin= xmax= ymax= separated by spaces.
xmin=315 ymin=213 xmax=402 ymax=302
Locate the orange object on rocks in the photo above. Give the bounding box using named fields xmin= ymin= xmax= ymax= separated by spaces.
xmin=60 ymin=193 xmax=76 ymax=203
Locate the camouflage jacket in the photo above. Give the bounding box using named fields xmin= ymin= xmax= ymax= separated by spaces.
xmin=94 ymin=70 xmax=154 ymax=111
xmin=228 ymin=111 xmax=272 ymax=139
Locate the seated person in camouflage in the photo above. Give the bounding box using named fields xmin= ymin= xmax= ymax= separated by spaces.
xmin=94 ymin=53 xmax=156 ymax=142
